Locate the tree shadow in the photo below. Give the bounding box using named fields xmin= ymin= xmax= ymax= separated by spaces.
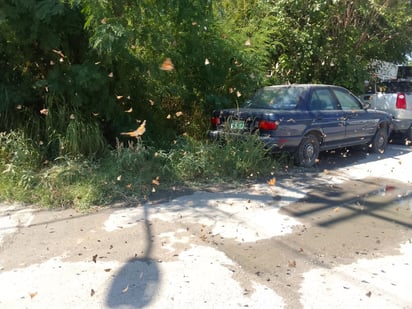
xmin=282 ymin=176 xmax=412 ymax=229
xmin=105 ymin=204 xmax=160 ymax=308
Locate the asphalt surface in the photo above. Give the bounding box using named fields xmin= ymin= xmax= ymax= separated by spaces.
xmin=1 ymin=141 xmax=412 ymax=309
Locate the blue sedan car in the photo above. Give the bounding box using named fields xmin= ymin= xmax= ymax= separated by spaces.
xmin=208 ymin=84 xmax=392 ymax=167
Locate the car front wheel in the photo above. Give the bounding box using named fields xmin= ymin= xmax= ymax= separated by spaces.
xmin=370 ymin=127 xmax=388 ymax=154
xmin=294 ymin=134 xmax=320 ymax=167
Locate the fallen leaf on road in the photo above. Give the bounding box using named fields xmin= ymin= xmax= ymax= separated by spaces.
xmin=288 ymin=260 xmax=296 ymax=267
xmin=122 ymin=285 xmax=129 ymax=293
xmin=29 ymin=292 xmax=38 ymax=299
xmin=92 ymin=254 xmax=98 ymax=263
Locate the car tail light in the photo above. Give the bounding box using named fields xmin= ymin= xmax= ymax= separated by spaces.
xmin=210 ymin=117 xmax=220 ymax=125
xmin=258 ymin=120 xmax=278 ymax=130
xmin=396 ymin=93 xmax=407 ymax=109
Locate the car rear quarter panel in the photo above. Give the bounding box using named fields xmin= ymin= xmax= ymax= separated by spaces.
xmin=368 ymin=93 xmax=412 ymax=121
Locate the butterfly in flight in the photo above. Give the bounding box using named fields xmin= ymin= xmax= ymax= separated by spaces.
xmin=121 ymin=120 xmax=146 ymax=140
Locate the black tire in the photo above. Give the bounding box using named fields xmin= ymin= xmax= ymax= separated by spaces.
xmin=407 ymin=126 xmax=412 ymax=144
xmin=294 ymin=134 xmax=320 ymax=167
xmin=370 ymin=126 xmax=388 ymax=154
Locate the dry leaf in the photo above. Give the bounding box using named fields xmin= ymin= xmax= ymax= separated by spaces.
xmin=117 ymin=175 xmax=122 ymax=181
xmin=288 ymin=260 xmax=296 ymax=267
xmin=108 ymin=72 xmax=114 ymax=77
xmin=166 ymin=114 xmax=171 ymax=119
xmin=125 ymin=107 xmax=133 ymax=113
xmin=149 ymin=99 xmax=155 ymax=106
xmin=104 ymin=268 xmax=111 ymax=272
xmin=267 ymin=178 xmax=276 ymax=186
xmin=333 ymin=207 xmax=340 ymax=212
xmin=245 ymin=38 xmax=251 ymax=46
xmin=122 ymin=285 xmax=129 ymax=293
xmin=204 ymin=58 xmax=210 ymax=65
xmin=160 ymin=58 xmax=174 ymax=71
xmin=90 ymin=289 xmax=95 ymax=296
xmin=70 ymin=114 xmax=75 ymax=120
xmin=92 ymin=254 xmax=98 ymax=263
xmin=29 ymin=292 xmax=38 ymax=299
xmin=116 ymin=95 xmax=123 ymax=100
xmin=175 ymin=111 xmax=183 ymax=117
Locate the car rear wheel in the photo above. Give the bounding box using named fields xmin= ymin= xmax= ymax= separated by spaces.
xmin=294 ymin=134 xmax=320 ymax=167
xmin=370 ymin=127 xmax=388 ymax=154
xmin=407 ymin=126 xmax=412 ymax=143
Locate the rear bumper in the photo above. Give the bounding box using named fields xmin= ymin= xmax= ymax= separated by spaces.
xmin=392 ymin=118 xmax=412 ymax=133
xmin=207 ymin=130 xmax=301 ymax=152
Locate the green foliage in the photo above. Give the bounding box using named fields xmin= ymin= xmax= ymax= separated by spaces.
xmin=263 ymin=0 xmax=412 ymax=92
xmin=164 ymin=135 xmax=278 ymax=182
xmin=0 ymin=130 xmax=42 ymax=172
xmin=0 ymin=132 xmax=280 ymax=209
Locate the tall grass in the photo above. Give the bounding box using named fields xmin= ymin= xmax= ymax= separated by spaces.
xmin=0 ymin=131 xmax=282 ymax=209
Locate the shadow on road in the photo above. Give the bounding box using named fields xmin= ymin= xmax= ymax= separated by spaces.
xmin=281 ymin=176 xmax=412 ymax=229
xmin=105 ymin=204 xmax=160 ymax=308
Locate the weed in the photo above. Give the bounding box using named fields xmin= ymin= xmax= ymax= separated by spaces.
xmin=0 ymin=130 xmax=282 ymax=209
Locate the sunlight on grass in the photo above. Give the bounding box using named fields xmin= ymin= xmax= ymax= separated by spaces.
xmin=0 ymin=131 xmax=283 ymax=209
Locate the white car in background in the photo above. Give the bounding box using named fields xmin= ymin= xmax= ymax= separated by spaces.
xmin=361 ymin=79 xmax=412 ymax=141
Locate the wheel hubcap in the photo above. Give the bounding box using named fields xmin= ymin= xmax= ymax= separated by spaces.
xmin=305 ymin=144 xmax=314 ymax=159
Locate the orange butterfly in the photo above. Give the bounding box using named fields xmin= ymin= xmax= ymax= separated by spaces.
xmin=120 ymin=120 xmax=146 ymax=139
xmin=160 ymin=58 xmax=174 ymax=71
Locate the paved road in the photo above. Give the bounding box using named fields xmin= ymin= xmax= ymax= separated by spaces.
xmin=1 ymin=143 xmax=411 ymax=308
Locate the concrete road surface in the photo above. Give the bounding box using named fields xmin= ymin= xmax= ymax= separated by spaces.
xmin=1 ymin=143 xmax=412 ymax=308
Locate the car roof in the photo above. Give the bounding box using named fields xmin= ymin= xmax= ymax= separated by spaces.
xmin=262 ymin=84 xmax=343 ymax=90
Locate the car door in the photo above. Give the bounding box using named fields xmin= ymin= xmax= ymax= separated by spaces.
xmin=309 ymin=88 xmax=346 ymax=148
xmin=332 ymin=88 xmax=378 ymax=143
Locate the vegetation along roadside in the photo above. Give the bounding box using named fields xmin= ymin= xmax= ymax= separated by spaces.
xmin=1 ymin=1 xmax=411 ymax=209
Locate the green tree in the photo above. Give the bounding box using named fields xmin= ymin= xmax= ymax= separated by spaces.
xmin=266 ymin=0 xmax=412 ymax=91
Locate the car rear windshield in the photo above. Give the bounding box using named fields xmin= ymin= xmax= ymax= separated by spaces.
xmin=376 ymin=81 xmax=412 ymax=93
xmin=243 ymin=86 xmax=305 ymax=110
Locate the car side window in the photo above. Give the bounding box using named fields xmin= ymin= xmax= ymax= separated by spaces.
xmin=333 ymin=89 xmax=362 ymax=110
xmin=309 ymin=89 xmax=336 ymax=110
